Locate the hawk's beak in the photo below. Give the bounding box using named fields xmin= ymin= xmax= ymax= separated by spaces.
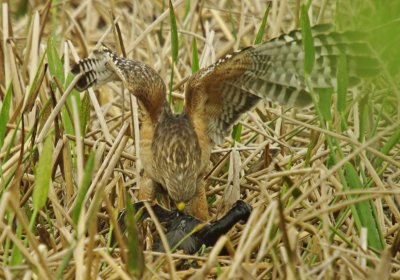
xmin=176 ymin=202 xmax=186 ymax=212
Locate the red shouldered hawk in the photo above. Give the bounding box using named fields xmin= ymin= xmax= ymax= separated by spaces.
xmin=72 ymin=24 xmax=378 ymax=221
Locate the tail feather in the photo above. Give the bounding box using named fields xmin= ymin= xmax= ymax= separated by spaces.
xmin=75 ymin=70 xmax=97 ymax=91
xmin=71 ymin=48 xmax=117 ymax=91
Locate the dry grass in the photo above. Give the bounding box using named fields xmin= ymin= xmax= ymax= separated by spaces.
xmin=1 ymin=0 xmax=400 ymax=279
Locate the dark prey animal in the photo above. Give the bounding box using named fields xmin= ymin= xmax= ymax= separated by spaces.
xmin=117 ymin=200 xmax=252 ymax=254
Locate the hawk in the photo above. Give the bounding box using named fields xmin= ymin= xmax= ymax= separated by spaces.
xmin=72 ymin=24 xmax=378 ymax=221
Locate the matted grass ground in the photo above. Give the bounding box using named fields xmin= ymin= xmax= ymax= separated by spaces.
xmin=1 ymin=0 xmax=400 ymax=279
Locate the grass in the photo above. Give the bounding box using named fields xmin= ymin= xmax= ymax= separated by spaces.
xmin=1 ymin=0 xmax=400 ymax=279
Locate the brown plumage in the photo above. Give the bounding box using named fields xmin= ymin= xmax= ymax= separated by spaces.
xmin=71 ymin=24 xmax=378 ymax=221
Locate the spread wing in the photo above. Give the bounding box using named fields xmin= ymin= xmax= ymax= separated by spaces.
xmin=185 ymin=24 xmax=379 ymax=145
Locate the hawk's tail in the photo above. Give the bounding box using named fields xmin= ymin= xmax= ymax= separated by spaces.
xmin=71 ymin=48 xmax=118 ymax=91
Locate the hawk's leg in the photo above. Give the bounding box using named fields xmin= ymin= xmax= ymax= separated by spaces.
xmin=138 ymin=170 xmax=157 ymax=201
xmin=187 ymin=180 xmax=209 ymax=221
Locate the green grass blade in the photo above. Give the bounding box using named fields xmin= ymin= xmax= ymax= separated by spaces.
xmin=304 ymin=130 xmax=319 ymax=167
xmin=33 ymin=134 xmax=54 ymax=210
xmin=24 ymin=54 xmax=47 ymax=114
xmin=184 ymin=0 xmax=191 ymax=21
xmin=191 ymin=37 xmax=199 ymax=73
xmin=169 ymin=0 xmax=178 ymax=62
xmin=0 ymin=84 xmax=12 ymax=149
xmin=300 ymin=4 xmax=315 ymax=75
xmin=168 ymin=68 xmax=175 ymax=105
xmin=318 ymin=88 xmax=333 ymax=122
xmin=344 ymin=163 xmax=385 ymax=250
xmin=10 ymin=224 xmax=23 ymax=265
xmin=47 ymin=36 xmax=64 ymax=83
xmin=337 ymin=52 xmax=348 ymax=112
xmin=380 ymin=127 xmax=400 ymax=156
xmin=227 ymin=0 xmax=237 ymax=40
xmin=47 ymin=36 xmax=79 ymax=135
xmin=16 ymin=0 xmax=28 ymax=18
xmin=72 ymin=152 xmax=95 ymax=225
xmin=0 ymin=117 xmax=22 ymax=188
xmin=168 ymin=0 xmax=179 ymax=104
xmin=61 ymin=96 xmax=75 ymax=135
xmin=55 ymin=241 xmax=76 ymax=280
xmin=231 ymin=123 xmax=242 ymax=143
xmin=374 ymin=126 xmax=400 ymax=168
xmin=79 ymin=92 xmax=91 ymax=136
xmin=254 ymin=4 xmax=270 ymax=45
xmin=125 ymin=196 xmax=144 ymax=278
xmin=358 ymin=95 xmax=368 ymax=142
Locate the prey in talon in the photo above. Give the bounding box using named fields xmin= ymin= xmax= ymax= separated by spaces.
xmin=117 ymin=200 xmax=252 ymax=254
